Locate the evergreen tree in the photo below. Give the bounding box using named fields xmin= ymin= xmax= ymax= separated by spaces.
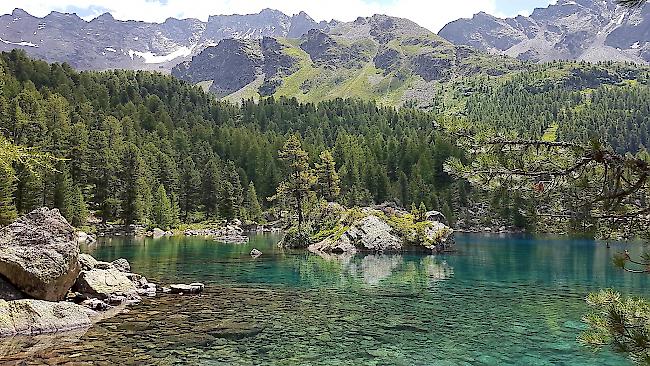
xmin=271 ymin=135 xmax=317 ymax=229
xmin=179 ymin=157 xmax=200 ymax=221
xmin=152 ymin=184 xmax=173 ymax=229
xmin=120 ymin=143 xmax=150 ymax=226
xmin=0 ymin=167 xmax=16 ymax=225
xmin=315 ymin=150 xmax=340 ymax=202
xmin=69 ymin=185 xmax=88 ymax=227
xmin=53 ymin=166 xmax=74 ymax=221
xmin=202 ymin=158 xmax=221 ymax=218
xmin=244 ymin=181 xmax=263 ymax=222
xmin=219 ymin=161 xmax=243 ymax=220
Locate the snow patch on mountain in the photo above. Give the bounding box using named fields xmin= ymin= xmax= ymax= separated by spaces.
xmin=0 ymin=38 xmax=38 ymax=47
xmin=128 ymin=45 xmax=195 ymax=64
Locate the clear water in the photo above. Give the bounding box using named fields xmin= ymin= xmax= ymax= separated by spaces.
xmin=3 ymin=233 xmax=649 ymax=365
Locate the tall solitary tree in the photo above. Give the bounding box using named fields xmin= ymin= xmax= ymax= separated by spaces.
xmin=271 ymin=135 xmax=317 ymax=229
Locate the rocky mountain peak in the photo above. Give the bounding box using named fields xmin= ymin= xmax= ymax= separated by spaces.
xmin=93 ymin=12 xmax=115 ymax=21
xmin=439 ymin=0 xmax=650 ymax=64
xmin=11 ymin=8 xmax=30 ymax=18
xmin=0 ymin=8 xmax=324 ymax=72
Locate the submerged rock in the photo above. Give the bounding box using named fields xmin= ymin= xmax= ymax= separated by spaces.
xmin=0 ymin=299 xmax=92 ymax=336
xmin=74 ymin=268 xmax=139 ymax=302
xmin=170 ymin=283 xmax=205 ymax=294
xmin=0 ymin=208 xmax=80 ymax=301
xmin=250 ymin=249 xmax=262 ymax=258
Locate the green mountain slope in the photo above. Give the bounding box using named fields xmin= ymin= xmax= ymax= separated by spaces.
xmin=172 ymin=15 xmax=524 ymax=107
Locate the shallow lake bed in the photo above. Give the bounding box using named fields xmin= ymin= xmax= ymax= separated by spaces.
xmin=2 ymin=233 xmax=647 ymax=365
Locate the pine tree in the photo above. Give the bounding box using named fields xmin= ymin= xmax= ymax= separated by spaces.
xmin=0 ymin=167 xmax=16 ymax=225
xmin=316 ymin=150 xmax=340 ymax=202
xmin=219 ymin=161 xmax=243 ymax=220
xmin=179 ymin=157 xmax=200 ymax=221
xmin=244 ymin=181 xmax=263 ymax=222
xmin=202 ymin=158 xmax=221 ymax=218
xmin=152 ymin=184 xmax=173 ymax=229
xmin=120 ymin=143 xmax=150 ymax=226
xmin=70 ymin=185 xmax=88 ymax=227
xmin=15 ymin=166 xmax=43 ymax=214
xmin=53 ymin=166 xmax=74 ymax=221
xmin=271 ymin=135 xmax=317 ymax=229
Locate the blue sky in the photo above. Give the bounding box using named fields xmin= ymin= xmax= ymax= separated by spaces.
xmin=0 ymin=0 xmax=557 ymax=31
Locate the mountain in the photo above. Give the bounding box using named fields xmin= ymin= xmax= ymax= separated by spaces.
xmin=439 ymin=0 xmax=650 ymax=64
xmin=172 ymin=15 xmax=524 ymax=105
xmin=0 ymin=8 xmax=326 ymax=71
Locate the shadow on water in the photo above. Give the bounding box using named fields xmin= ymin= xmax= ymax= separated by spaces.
xmin=2 ymin=233 xmax=648 ymax=365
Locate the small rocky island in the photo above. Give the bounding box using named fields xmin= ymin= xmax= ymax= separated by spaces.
xmin=280 ymin=203 xmax=454 ymax=255
xmin=0 ymin=208 xmax=203 ymax=337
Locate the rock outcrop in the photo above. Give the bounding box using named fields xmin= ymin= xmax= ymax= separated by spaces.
xmin=73 ymin=268 xmax=139 ymax=301
xmin=307 ymin=207 xmax=454 ymax=255
xmin=0 ymin=208 xmax=80 ymax=301
xmin=0 ymin=299 xmax=92 ymax=336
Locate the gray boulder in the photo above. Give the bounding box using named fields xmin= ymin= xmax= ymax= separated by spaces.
xmin=74 ymin=268 xmax=139 ymax=301
xmin=111 ymin=258 xmax=131 ymax=272
xmin=250 ymin=249 xmax=262 ymax=257
xmin=0 ymin=299 xmax=92 ymax=336
xmin=0 ymin=208 xmax=80 ymax=301
xmin=78 ymin=253 xmax=98 ymax=271
xmin=310 ymin=215 xmax=402 ymax=254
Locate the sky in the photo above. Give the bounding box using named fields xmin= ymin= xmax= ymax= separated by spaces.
xmin=0 ymin=0 xmax=558 ymax=32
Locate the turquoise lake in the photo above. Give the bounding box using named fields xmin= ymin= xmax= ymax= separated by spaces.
xmin=2 ymin=233 xmax=649 ymax=365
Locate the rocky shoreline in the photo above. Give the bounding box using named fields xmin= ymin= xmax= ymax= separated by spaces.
xmin=0 ymin=208 xmax=205 ymax=337
xmin=89 ymin=218 xmax=282 ymax=244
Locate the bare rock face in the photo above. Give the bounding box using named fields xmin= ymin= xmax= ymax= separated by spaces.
xmin=0 ymin=299 xmax=92 ymax=336
xmin=74 ymin=268 xmax=139 ymax=301
xmin=439 ymin=1 xmax=650 ymax=64
xmin=0 ymin=208 xmax=80 ymax=301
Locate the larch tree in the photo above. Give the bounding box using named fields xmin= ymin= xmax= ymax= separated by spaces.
xmin=271 ymin=135 xmax=317 ymax=230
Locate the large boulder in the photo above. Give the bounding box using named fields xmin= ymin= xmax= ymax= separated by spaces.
xmin=74 ymin=268 xmax=138 ymax=300
xmin=310 ymin=215 xmax=402 ymax=254
xmin=0 ymin=299 xmax=92 ymax=336
xmin=0 ymin=208 xmax=80 ymax=301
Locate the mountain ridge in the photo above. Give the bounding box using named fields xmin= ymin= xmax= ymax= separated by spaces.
xmin=0 ymin=7 xmax=328 ymax=71
xmin=439 ymin=0 xmax=650 ymax=64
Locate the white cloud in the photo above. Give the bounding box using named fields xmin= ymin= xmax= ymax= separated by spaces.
xmin=0 ymin=0 xmax=500 ymax=32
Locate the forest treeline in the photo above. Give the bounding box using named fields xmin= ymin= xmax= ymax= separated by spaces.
xmin=0 ymin=50 xmax=465 ymax=228
xmin=3 ymin=49 xmax=650 ymax=231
